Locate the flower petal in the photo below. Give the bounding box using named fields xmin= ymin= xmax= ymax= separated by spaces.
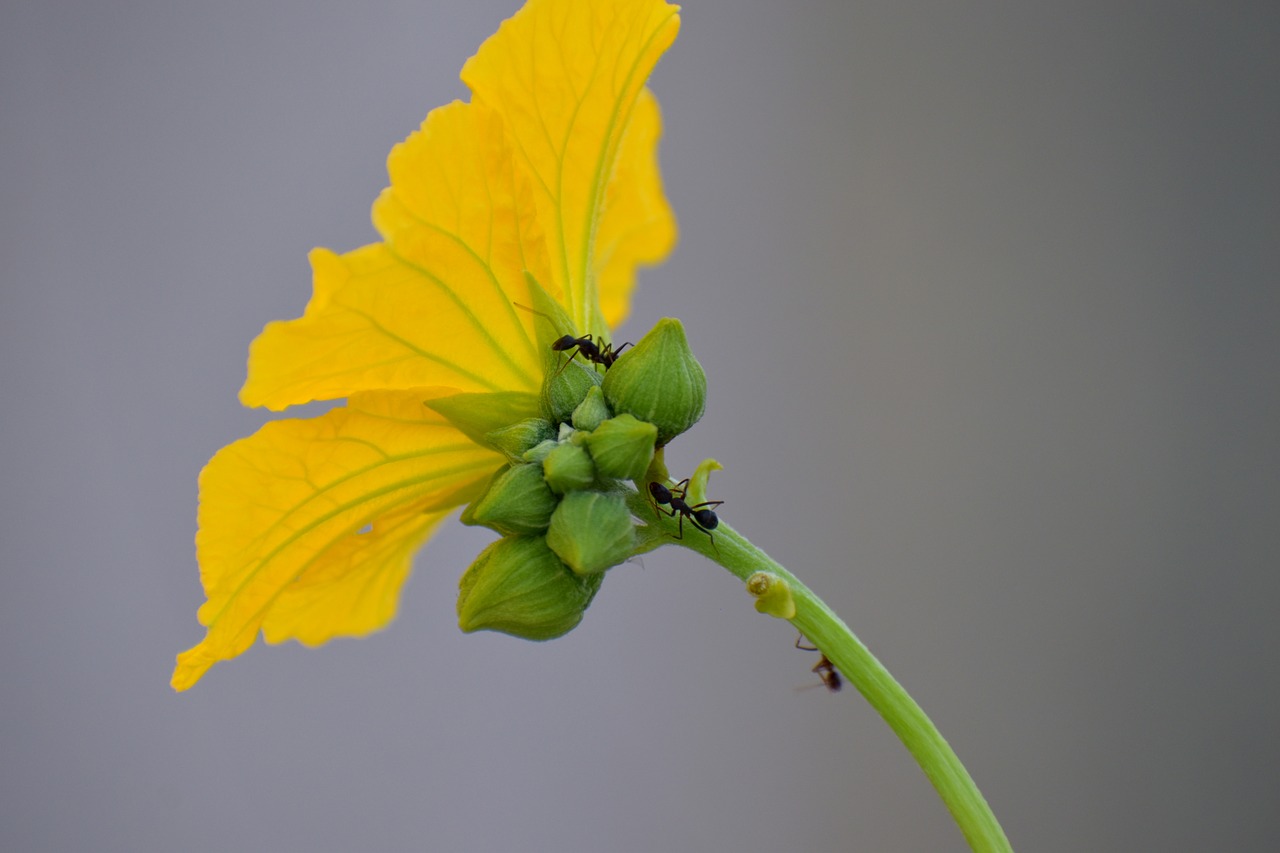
xmin=240 ymin=101 xmax=552 ymax=411
xmin=172 ymin=390 xmax=500 ymax=691
xmin=594 ymin=87 xmax=677 ymax=329
xmin=462 ymin=0 xmax=681 ymax=335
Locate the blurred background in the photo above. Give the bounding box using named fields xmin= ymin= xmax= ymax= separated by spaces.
xmin=3 ymin=1 xmax=1278 ymax=850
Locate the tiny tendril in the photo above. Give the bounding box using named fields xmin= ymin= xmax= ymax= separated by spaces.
xmin=624 ymin=487 xmax=1013 ymax=853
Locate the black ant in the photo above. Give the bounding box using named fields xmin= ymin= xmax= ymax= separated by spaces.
xmin=550 ymin=334 xmax=631 ymax=372
xmin=796 ymin=636 xmax=842 ymax=693
xmin=648 ymin=479 xmax=724 ymax=550
xmin=513 ymin=303 xmax=630 ymax=373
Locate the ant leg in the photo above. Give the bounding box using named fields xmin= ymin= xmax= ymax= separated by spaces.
xmin=688 ymin=500 xmax=725 ymax=512
xmin=550 ymin=345 xmax=581 ymax=379
xmin=795 ymin=635 xmax=819 ymax=652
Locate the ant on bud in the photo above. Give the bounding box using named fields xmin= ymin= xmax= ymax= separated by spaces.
xmin=795 ymin=635 xmax=842 ymax=693
xmin=514 ymin=303 xmax=630 ymax=373
xmin=647 ymin=478 xmax=724 ymax=552
xmin=550 ymin=333 xmax=631 ymax=371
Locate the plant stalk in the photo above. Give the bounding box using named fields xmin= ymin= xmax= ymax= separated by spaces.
xmin=626 ymin=489 xmax=1013 ymax=853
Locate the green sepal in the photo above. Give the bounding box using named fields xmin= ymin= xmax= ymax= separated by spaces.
xmin=545 ymin=491 xmax=636 ymax=576
xmin=542 ymin=361 xmax=602 ymax=425
xmin=687 ymin=458 xmax=724 ymax=506
xmin=457 ymin=536 xmax=603 ymax=641
xmin=602 ymin=318 xmax=707 ymax=446
xmin=486 ymin=417 xmax=556 ymax=461
xmin=584 ymin=414 xmax=658 ymax=480
xmin=460 ymin=463 xmax=560 ymax=536
xmin=425 ymin=391 xmax=542 ymax=450
xmin=522 ymin=271 xmax=577 ymax=354
xmin=571 ymin=385 xmax=611 ymax=432
xmin=542 ymin=442 xmax=595 ymax=494
xmin=522 ymin=439 xmax=559 ymax=464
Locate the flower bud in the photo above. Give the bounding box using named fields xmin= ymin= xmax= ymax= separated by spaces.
xmin=541 ymin=442 xmax=595 ymax=494
xmin=542 ymin=360 xmax=602 ymax=425
xmin=545 ymin=491 xmax=636 ymax=576
xmin=583 ymin=414 xmax=658 ymax=480
xmin=486 ymin=417 xmax=556 ymax=462
xmin=602 ymin=318 xmax=706 ymax=446
xmin=425 ymin=391 xmax=542 ymax=449
xmin=457 ymin=536 xmax=603 ymax=641
xmin=460 ymin=463 xmax=559 ymax=536
xmin=571 ymin=385 xmax=611 ymax=432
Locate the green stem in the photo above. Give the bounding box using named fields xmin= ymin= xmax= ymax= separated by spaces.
xmin=625 ymin=490 xmax=1013 ymax=853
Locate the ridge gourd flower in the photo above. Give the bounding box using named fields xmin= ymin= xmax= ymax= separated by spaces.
xmin=173 ymin=5 xmax=1014 ymax=849
xmin=173 ymin=0 xmax=682 ymax=692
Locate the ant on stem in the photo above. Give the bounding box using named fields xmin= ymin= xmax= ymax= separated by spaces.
xmin=648 ymin=479 xmax=724 ymax=552
xmin=795 ymin=635 xmax=842 ymax=693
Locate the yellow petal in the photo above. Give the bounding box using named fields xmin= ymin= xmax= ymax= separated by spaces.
xmin=595 ymin=87 xmax=677 ymax=329
xmin=172 ymin=390 xmax=499 ymax=691
xmin=241 ymin=101 xmax=552 ymax=411
xmin=462 ymin=0 xmax=681 ymax=335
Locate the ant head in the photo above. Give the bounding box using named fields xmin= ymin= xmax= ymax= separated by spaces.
xmin=693 ymin=508 xmax=719 ymax=530
xmin=648 ymin=481 xmax=671 ymax=502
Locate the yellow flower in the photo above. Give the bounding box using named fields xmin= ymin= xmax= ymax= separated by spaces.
xmin=173 ymin=0 xmax=681 ymax=691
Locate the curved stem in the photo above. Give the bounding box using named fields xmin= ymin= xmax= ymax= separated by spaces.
xmin=625 ymin=490 xmax=1013 ymax=853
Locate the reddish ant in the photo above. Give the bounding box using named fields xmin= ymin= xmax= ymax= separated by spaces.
xmin=795 ymin=636 xmax=842 ymax=693
xmin=648 ymin=479 xmax=724 ymax=551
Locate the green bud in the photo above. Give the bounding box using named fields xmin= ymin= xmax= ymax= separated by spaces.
xmin=460 ymin=463 xmax=559 ymax=536
xmin=486 ymin=417 xmax=556 ymax=461
xmin=522 ymin=439 xmax=559 ymax=464
xmin=546 ymin=491 xmax=636 ymax=576
xmin=746 ymin=571 xmax=796 ymax=619
xmin=457 ymin=536 xmax=603 ymax=641
xmin=541 ymin=442 xmax=595 ymax=494
xmin=542 ymin=360 xmax=602 ymax=424
xmin=425 ymin=391 xmax=542 ymax=450
xmin=571 ymin=385 xmax=611 ymax=432
xmin=583 ymin=414 xmax=658 ymax=480
xmin=602 ymin=318 xmax=706 ymax=446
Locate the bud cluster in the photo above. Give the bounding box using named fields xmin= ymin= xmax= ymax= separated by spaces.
xmin=431 ymin=318 xmax=707 ymax=642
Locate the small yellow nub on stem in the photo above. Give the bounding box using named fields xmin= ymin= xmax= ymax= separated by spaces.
xmin=746 ymin=571 xmax=796 ymax=619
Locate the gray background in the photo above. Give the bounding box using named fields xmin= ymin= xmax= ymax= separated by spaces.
xmin=3 ymin=1 xmax=1278 ymax=851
